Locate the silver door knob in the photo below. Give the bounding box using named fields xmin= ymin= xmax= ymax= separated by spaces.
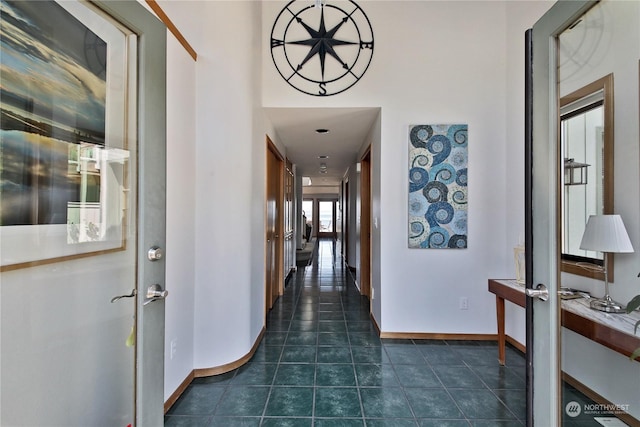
xmin=144 ymin=284 xmax=168 ymax=305
xmin=525 ymin=283 xmax=549 ymax=301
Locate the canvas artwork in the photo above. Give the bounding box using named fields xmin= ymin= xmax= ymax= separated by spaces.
xmin=1 ymin=0 xmax=130 ymax=269
xmin=408 ymin=124 xmax=468 ymax=249
xmin=1 ymin=0 xmax=107 ymax=227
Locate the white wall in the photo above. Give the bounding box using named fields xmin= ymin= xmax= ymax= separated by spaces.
xmin=163 ymin=33 xmax=197 ymax=401
xmin=379 ymin=1 xmax=508 ymax=334
xmin=159 ymin=0 xmax=266 ymax=372
xmin=345 ymin=165 xmax=360 ymax=270
xmin=364 ymin=111 xmax=382 ymax=321
xmin=249 ymin=1 xmax=268 ymax=347
xmin=193 ymin=0 xmax=265 ymax=369
xmin=303 ymin=186 xmax=340 ymax=195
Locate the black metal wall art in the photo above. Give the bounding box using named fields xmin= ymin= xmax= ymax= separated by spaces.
xmin=270 ymin=0 xmax=374 ymax=96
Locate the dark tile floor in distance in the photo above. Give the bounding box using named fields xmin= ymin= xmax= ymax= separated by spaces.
xmin=165 ymin=239 xmax=599 ymax=426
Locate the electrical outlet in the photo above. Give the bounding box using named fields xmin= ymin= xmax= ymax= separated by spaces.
xmin=170 ymin=339 xmax=177 ymax=360
xmin=459 ymin=297 xmax=468 ymax=310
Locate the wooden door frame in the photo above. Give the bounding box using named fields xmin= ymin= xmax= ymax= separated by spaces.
xmin=360 ymin=146 xmax=372 ymax=298
xmin=266 ymin=137 xmax=284 ymax=313
xmin=284 ymin=158 xmax=294 ymax=280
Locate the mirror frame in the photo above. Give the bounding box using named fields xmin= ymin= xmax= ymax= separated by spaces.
xmin=560 ymin=73 xmax=614 ymax=282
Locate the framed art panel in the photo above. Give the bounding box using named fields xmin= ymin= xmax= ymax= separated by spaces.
xmin=408 ymin=124 xmax=468 ymax=249
xmin=0 ymin=1 xmax=134 ymax=270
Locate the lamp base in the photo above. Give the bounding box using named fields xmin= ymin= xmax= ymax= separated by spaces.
xmin=590 ymin=296 xmax=626 ymax=313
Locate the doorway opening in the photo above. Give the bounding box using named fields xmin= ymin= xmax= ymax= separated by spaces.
xmin=318 ymin=199 xmax=337 ymax=239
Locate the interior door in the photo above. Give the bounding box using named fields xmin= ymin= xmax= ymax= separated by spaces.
xmin=266 ymin=139 xmax=283 ymax=310
xmin=0 ymin=1 xmax=166 ymax=425
xmin=530 ymin=1 xmax=595 ymax=425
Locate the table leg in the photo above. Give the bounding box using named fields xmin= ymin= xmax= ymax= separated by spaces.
xmin=496 ymin=295 xmax=506 ymax=365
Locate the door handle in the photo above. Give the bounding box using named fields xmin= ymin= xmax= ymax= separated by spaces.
xmin=525 ymin=283 xmax=549 ymax=301
xmin=111 ymin=289 xmax=137 ymax=303
xmin=144 ymin=284 xmax=168 ymax=306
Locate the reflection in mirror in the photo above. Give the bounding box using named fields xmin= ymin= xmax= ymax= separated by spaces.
xmin=560 ymin=74 xmax=613 ymax=281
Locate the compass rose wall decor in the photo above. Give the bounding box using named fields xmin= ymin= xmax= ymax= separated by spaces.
xmin=408 ymin=124 xmax=468 ymax=249
xmin=270 ymin=0 xmax=374 ymax=96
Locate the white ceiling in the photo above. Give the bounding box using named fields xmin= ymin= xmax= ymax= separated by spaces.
xmin=264 ymin=107 xmax=379 ymax=188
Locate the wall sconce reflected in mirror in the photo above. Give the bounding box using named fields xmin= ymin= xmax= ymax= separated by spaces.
xmin=564 ymin=158 xmax=590 ymax=185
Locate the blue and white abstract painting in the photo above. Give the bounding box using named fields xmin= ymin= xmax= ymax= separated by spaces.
xmin=408 ymin=124 xmax=468 ymax=249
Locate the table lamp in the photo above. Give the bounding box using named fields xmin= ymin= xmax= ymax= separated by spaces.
xmin=579 ymin=214 xmax=634 ymax=313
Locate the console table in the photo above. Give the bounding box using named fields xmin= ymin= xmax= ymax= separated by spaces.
xmin=488 ymin=279 xmax=640 ymax=365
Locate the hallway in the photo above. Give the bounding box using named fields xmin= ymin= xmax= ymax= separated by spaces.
xmin=165 ymin=239 xmax=528 ymax=426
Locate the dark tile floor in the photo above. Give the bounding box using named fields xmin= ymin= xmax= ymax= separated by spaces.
xmin=165 ymin=239 xmax=604 ymax=426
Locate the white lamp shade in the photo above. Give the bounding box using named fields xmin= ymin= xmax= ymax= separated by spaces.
xmin=579 ymin=214 xmax=634 ymax=253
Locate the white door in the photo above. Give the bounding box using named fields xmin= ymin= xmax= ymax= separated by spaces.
xmin=530 ymin=1 xmax=604 ymax=425
xmin=0 ymin=1 xmax=166 ymax=425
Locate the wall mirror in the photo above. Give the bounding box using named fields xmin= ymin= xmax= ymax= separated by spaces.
xmin=560 ymin=74 xmax=614 ymax=281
